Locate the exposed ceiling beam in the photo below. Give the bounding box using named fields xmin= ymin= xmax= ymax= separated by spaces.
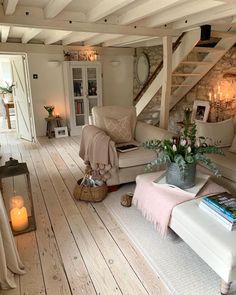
xmin=142 ymin=0 xmax=224 ymax=28
xmin=84 ymin=34 xmax=122 ymax=46
xmin=22 ymin=28 xmax=42 ymax=43
xmin=3 ymin=0 xmax=19 ymax=15
xmin=1 ymin=26 xmax=10 ymax=42
xmin=103 ymin=35 xmax=155 ymax=47
xmin=44 ymin=0 xmax=73 ymax=19
xmin=119 ymin=0 xmax=187 ymax=25
xmin=44 ymin=30 xmax=72 ymax=45
xmin=87 ymin=0 xmax=135 ymax=22
xmin=173 ymin=3 xmax=236 ymax=30
xmin=62 ymin=32 xmax=99 ymax=45
xmin=0 ymin=9 xmax=179 ymax=37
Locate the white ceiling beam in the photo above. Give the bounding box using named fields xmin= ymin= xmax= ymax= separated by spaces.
xmin=119 ymin=0 xmax=187 ymax=25
xmin=142 ymin=0 xmax=224 ymax=28
xmin=44 ymin=0 xmax=73 ymax=19
xmin=173 ymin=3 xmax=236 ymax=30
xmin=44 ymin=30 xmax=72 ymax=45
xmin=62 ymin=32 xmax=99 ymax=45
xmin=103 ymin=35 xmax=155 ymax=47
xmin=21 ymin=28 xmax=42 ymax=43
xmin=3 ymin=0 xmax=18 ymax=15
xmin=0 ymin=9 xmax=179 ymax=37
xmin=1 ymin=26 xmax=10 ymax=42
xmin=84 ymin=34 xmax=123 ymax=46
xmin=87 ymin=0 xmax=135 ymax=22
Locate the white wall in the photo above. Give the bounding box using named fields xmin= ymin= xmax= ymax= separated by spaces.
xmin=27 ymin=53 xmax=65 ymax=136
xmin=101 ymin=55 xmax=134 ymax=106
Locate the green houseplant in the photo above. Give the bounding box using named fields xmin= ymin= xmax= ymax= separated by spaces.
xmin=44 ymin=105 xmax=55 ymax=117
xmin=0 ymin=82 xmax=13 ymax=94
xmin=144 ymin=108 xmax=224 ymax=188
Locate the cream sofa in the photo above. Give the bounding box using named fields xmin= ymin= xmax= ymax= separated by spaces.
xmin=92 ymin=106 xmax=173 ymax=186
xmin=196 ymin=117 xmax=236 ymax=184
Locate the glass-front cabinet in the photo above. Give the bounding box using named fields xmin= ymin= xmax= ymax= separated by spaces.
xmin=63 ymin=61 xmax=102 ymax=135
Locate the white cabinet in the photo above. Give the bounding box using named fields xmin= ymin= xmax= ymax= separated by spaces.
xmin=63 ymin=61 xmax=102 ymax=135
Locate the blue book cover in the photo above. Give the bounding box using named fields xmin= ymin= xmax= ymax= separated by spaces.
xmin=202 ymin=192 xmax=236 ymax=221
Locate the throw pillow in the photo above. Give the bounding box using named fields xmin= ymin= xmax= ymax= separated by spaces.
xmin=104 ymin=116 xmax=132 ymax=143
xmin=229 ymin=134 xmax=236 ymax=153
xmin=195 ymin=118 xmax=234 ymax=147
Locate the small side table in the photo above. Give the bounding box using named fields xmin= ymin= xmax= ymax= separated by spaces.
xmin=45 ymin=116 xmax=62 ymax=138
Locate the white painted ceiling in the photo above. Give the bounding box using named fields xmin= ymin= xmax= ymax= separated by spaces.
xmin=0 ymin=0 xmax=236 ymax=47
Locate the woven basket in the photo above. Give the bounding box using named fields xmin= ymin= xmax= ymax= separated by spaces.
xmin=73 ymin=178 xmax=108 ymax=202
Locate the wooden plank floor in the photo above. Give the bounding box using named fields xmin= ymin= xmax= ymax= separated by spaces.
xmin=0 ymin=132 xmax=170 ymax=295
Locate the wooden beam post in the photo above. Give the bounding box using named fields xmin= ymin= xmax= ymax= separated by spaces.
xmin=160 ymin=35 xmax=172 ymax=129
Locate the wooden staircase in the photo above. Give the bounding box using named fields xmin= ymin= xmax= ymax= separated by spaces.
xmin=136 ymin=29 xmax=236 ymax=125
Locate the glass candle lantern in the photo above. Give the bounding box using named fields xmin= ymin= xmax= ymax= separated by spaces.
xmin=0 ymin=158 xmax=36 ymax=236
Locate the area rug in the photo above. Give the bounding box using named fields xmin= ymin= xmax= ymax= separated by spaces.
xmin=103 ymin=183 xmax=236 ymax=295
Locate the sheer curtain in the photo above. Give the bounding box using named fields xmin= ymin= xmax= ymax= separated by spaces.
xmin=0 ymin=192 xmax=25 ymax=290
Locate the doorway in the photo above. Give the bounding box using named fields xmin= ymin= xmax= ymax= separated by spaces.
xmin=0 ymin=53 xmax=35 ymax=141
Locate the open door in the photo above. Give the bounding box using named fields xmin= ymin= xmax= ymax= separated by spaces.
xmin=11 ymin=55 xmax=34 ymax=141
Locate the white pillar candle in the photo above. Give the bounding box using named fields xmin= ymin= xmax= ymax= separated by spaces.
xmin=10 ymin=207 xmax=29 ymax=231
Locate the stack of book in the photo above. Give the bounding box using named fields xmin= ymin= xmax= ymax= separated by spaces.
xmin=199 ymin=192 xmax=236 ymax=231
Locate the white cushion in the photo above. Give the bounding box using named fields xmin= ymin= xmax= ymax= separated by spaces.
xmin=118 ymin=143 xmax=156 ymax=168
xmin=170 ymin=198 xmax=236 ymax=282
xmin=92 ymin=106 xmax=137 ymax=137
xmin=196 ymin=118 xmax=234 ymax=147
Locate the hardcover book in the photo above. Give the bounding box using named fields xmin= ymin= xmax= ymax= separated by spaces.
xmin=202 ymin=192 xmax=236 ymax=220
xmin=199 ymin=201 xmax=236 ymax=231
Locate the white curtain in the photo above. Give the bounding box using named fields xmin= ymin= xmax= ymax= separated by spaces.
xmin=0 ymin=192 xmax=25 ymax=290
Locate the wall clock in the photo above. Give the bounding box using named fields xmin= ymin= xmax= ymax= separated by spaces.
xmin=135 ymin=53 xmax=150 ymax=85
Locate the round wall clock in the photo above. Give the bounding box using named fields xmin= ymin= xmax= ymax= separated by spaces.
xmin=135 ymin=53 xmax=150 ymax=85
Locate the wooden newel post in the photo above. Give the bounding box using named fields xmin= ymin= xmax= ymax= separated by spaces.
xmin=160 ymin=35 xmax=172 ymax=130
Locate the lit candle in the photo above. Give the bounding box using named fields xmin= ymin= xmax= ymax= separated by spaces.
xmin=214 ymin=93 xmax=217 ymax=101
xmin=10 ymin=207 xmax=28 ymax=231
xmin=10 ymin=195 xmax=28 ymax=232
xmin=209 ymin=92 xmax=212 ymax=101
xmin=56 ymin=113 xmax=60 ymax=118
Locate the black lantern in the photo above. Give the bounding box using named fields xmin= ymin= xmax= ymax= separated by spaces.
xmin=0 ymin=158 xmax=36 ymax=236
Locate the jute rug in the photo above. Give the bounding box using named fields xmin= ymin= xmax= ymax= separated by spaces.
xmin=103 ymin=183 xmax=236 ymax=295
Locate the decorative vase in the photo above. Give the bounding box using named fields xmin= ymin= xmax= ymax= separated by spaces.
xmin=166 ymin=162 xmax=196 ymax=189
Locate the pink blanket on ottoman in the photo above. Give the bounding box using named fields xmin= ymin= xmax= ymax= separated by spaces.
xmin=133 ymin=172 xmax=226 ymax=237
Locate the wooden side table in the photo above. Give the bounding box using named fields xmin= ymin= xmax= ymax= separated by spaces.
xmin=45 ymin=116 xmax=62 ymax=138
xmin=4 ymin=101 xmax=14 ymax=129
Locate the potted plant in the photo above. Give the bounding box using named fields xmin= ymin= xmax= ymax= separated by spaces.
xmin=0 ymin=82 xmax=14 ymax=102
xmin=44 ymin=105 xmax=55 ymax=117
xmin=144 ymin=108 xmax=224 ymax=189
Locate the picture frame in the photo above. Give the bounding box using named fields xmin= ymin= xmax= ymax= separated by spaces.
xmin=54 ymin=127 xmax=68 ymax=138
xmin=191 ymin=100 xmax=210 ymax=122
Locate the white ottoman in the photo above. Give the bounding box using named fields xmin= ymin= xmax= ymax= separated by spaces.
xmin=170 ymin=198 xmax=236 ymax=295
xmin=135 ymin=172 xmax=236 ymax=295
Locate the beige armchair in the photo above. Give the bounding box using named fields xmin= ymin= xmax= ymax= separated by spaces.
xmin=91 ymin=105 xmax=174 ymax=186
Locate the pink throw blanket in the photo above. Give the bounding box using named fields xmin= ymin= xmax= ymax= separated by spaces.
xmin=133 ymin=172 xmax=226 ymax=237
xmin=79 ymin=125 xmax=117 ymax=180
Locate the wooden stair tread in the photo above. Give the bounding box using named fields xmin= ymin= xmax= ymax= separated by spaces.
xmin=172 ymin=73 xmax=201 ymax=76
xmin=192 ymin=47 xmax=225 ymax=52
xmin=211 ymin=31 xmax=236 ymax=38
xmin=181 ymin=61 xmax=213 ymax=65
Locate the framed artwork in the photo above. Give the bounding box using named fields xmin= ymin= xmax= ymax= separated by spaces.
xmin=192 ymin=100 xmax=210 ymax=122
xmin=54 ymin=127 xmax=68 ymax=138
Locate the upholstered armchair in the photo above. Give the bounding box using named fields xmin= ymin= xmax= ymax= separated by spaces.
xmin=89 ymin=105 xmax=174 ymax=186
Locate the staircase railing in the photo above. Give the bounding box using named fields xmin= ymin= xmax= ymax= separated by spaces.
xmin=133 ymin=32 xmax=185 ymax=103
